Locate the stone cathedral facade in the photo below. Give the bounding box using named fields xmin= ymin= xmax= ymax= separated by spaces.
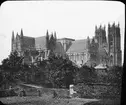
xmin=11 ymin=23 xmax=122 ymax=67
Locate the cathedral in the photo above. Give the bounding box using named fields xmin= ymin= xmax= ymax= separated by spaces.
xmin=11 ymin=23 xmax=122 ymax=67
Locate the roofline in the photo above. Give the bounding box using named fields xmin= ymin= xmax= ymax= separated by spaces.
xmin=35 ymin=36 xmax=46 ymax=39
xmin=23 ymin=36 xmax=35 ymax=39
xmin=57 ymin=38 xmax=75 ymax=41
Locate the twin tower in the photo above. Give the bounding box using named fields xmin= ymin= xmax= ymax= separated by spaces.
xmin=94 ymin=23 xmax=122 ymax=66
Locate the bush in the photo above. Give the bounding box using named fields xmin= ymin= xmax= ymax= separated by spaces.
xmin=19 ymin=90 xmax=26 ymax=97
xmin=0 ymin=89 xmax=17 ymax=97
xmin=74 ymin=65 xmax=97 ymax=84
xmin=74 ymin=83 xmax=121 ymax=99
xmin=74 ymin=83 xmax=94 ymax=98
xmin=0 ymin=90 xmax=8 ymax=97
xmin=8 ymin=89 xmax=17 ymax=96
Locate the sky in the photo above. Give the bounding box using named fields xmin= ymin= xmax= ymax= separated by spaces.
xmin=0 ymin=1 xmax=125 ymax=64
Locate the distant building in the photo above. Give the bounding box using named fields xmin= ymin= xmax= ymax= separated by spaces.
xmin=11 ymin=23 xmax=122 ymax=67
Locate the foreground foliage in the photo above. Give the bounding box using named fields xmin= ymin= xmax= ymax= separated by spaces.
xmin=0 ymin=50 xmax=123 ymax=96
xmin=39 ymin=54 xmax=79 ymax=88
xmin=0 ymin=51 xmax=79 ymax=89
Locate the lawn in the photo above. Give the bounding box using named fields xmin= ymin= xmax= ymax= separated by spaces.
xmin=0 ymin=96 xmax=99 ymax=105
xmin=0 ymin=83 xmax=121 ymax=105
xmin=0 ymin=96 xmax=121 ymax=105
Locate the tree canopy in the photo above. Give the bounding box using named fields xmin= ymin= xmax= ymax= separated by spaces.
xmin=1 ymin=51 xmax=24 ymax=72
xmin=42 ymin=54 xmax=79 ymax=88
xmin=74 ymin=65 xmax=97 ymax=84
xmin=107 ymin=66 xmax=123 ymax=84
xmin=0 ymin=50 xmax=123 ymax=90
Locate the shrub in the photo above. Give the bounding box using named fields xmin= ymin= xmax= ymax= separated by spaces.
xmin=0 ymin=90 xmax=8 ymax=97
xmin=74 ymin=83 xmax=121 ymax=99
xmin=0 ymin=89 xmax=17 ymax=97
xmin=8 ymin=89 xmax=17 ymax=96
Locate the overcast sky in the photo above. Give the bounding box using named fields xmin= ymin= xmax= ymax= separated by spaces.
xmin=0 ymin=1 xmax=125 ymax=64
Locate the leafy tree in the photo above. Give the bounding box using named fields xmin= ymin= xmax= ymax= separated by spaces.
xmin=0 ymin=51 xmax=25 ymax=89
xmin=107 ymin=66 xmax=123 ymax=84
xmin=44 ymin=54 xmax=78 ymax=88
xmin=74 ymin=65 xmax=97 ymax=84
xmin=18 ymin=63 xmax=31 ymax=82
xmin=1 ymin=51 xmax=23 ymax=73
xmin=0 ymin=51 xmax=24 ymax=84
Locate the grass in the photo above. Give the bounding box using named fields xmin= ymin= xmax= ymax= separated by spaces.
xmin=84 ymin=99 xmax=121 ymax=105
xmin=0 ymin=84 xmax=121 ymax=105
xmin=0 ymin=96 xmax=99 ymax=105
xmin=0 ymin=92 xmax=121 ymax=105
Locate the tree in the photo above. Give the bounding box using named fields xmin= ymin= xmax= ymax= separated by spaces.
xmin=74 ymin=65 xmax=97 ymax=84
xmin=44 ymin=54 xmax=78 ymax=88
xmin=1 ymin=51 xmax=23 ymax=73
xmin=19 ymin=63 xmax=31 ymax=82
xmin=107 ymin=66 xmax=123 ymax=84
xmin=1 ymin=51 xmax=24 ymax=83
xmin=0 ymin=51 xmax=25 ymax=89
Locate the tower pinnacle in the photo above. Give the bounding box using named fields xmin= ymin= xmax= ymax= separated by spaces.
xmin=54 ymin=31 xmax=57 ymax=40
xmin=12 ymin=31 xmax=15 ymax=41
xmin=20 ymin=28 xmax=23 ymax=37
